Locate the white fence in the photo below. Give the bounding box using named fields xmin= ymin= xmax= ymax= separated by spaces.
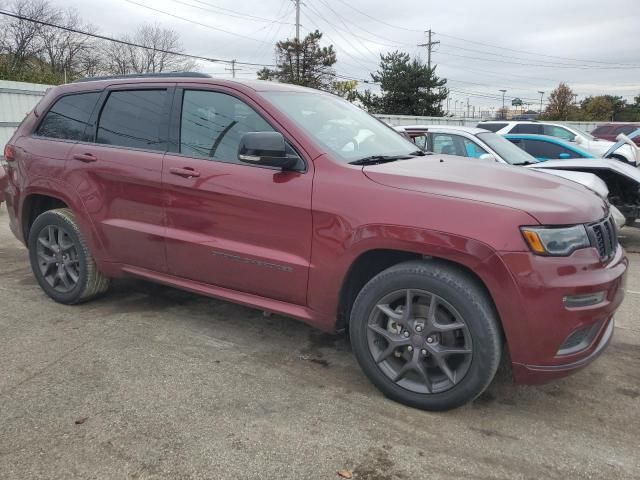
xmin=0 ymin=80 xmax=50 ymax=155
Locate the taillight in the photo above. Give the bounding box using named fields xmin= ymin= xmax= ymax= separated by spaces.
xmin=4 ymin=144 xmax=15 ymax=162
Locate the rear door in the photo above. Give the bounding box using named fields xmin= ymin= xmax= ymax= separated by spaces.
xmin=66 ymin=84 xmax=173 ymax=271
xmin=162 ymin=86 xmax=313 ymax=305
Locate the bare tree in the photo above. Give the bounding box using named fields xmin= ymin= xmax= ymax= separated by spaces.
xmin=0 ymin=0 xmax=57 ymax=75
xmin=39 ymin=9 xmax=99 ymax=80
xmin=102 ymin=24 xmax=197 ymax=75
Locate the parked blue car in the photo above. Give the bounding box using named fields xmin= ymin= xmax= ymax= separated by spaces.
xmin=503 ymin=134 xmax=594 ymax=161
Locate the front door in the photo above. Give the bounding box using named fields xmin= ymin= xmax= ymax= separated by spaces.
xmin=162 ymin=88 xmax=313 ymax=305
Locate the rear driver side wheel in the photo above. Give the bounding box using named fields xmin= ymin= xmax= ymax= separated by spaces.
xmin=28 ymin=208 xmax=110 ymax=304
xmin=349 ymin=260 xmax=502 ymax=411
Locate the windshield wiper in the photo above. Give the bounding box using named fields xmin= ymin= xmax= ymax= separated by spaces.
xmin=512 ymin=160 xmax=537 ymax=166
xmin=349 ymin=151 xmax=429 ymax=165
xmin=349 ymin=154 xmax=413 ymax=165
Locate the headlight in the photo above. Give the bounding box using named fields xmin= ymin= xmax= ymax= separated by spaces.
xmin=521 ymin=225 xmax=590 ymax=256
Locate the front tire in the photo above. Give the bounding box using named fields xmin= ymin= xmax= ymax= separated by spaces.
xmin=349 ymin=260 xmax=502 ymax=411
xmin=28 ymin=208 xmax=110 ymax=304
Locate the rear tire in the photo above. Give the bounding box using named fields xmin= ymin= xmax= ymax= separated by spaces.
xmin=349 ymin=260 xmax=502 ymax=411
xmin=28 ymin=208 xmax=110 ymax=304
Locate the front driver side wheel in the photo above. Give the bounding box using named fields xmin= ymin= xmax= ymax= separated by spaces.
xmin=28 ymin=208 xmax=110 ymax=304
xmin=349 ymin=260 xmax=502 ymax=411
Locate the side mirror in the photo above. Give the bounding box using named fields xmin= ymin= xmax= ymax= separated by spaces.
xmin=479 ymin=153 xmax=497 ymax=162
xmin=573 ymin=135 xmax=583 ymax=144
xmin=559 ymin=153 xmax=571 ymax=159
xmin=238 ymin=132 xmax=299 ymax=170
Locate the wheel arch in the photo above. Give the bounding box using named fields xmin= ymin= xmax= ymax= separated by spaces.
xmin=19 ymin=182 xmax=107 ymax=267
xmin=336 ymin=247 xmax=503 ymax=338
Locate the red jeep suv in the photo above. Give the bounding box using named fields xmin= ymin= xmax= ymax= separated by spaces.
xmin=2 ymin=73 xmax=628 ymax=410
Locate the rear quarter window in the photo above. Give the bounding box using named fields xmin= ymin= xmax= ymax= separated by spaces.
xmin=510 ymin=123 xmax=543 ymax=134
xmin=35 ymin=92 xmax=101 ymax=141
xmin=477 ymin=123 xmax=507 ymax=132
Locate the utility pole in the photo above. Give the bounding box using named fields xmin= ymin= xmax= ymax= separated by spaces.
xmin=225 ymin=59 xmax=240 ymax=78
xmin=417 ymin=29 xmax=440 ymax=72
xmin=499 ymin=89 xmax=507 ymax=119
xmin=466 ymin=98 xmax=470 ymax=118
xmin=292 ymin=0 xmax=302 ymax=81
xmin=538 ymin=91 xmax=544 ymax=115
xmin=293 ymin=0 xmax=301 ymax=41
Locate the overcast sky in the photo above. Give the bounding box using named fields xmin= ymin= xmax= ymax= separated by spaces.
xmin=51 ymin=0 xmax=640 ymax=113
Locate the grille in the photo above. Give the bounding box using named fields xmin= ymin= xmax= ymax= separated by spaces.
xmin=586 ymin=215 xmax=618 ymax=263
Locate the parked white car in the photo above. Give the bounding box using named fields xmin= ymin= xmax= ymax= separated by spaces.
xmin=476 ymin=120 xmax=637 ymax=166
xmin=394 ymin=125 xmax=634 ymax=228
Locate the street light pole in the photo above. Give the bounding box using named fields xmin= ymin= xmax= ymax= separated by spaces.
xmin=499 ymin=89 xmax=507 ymax=119
xmin=538 ymin=91 xmax=544 ymax=115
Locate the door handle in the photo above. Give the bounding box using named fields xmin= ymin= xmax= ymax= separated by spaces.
xmin=169 ymin=167 xmax=201 ymax=178
xmin=72 ymin=153 xmax=97 ymax=163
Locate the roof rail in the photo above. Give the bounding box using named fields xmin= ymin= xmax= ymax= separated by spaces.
xmin=73 ymin=72 xmax=211 ymax=83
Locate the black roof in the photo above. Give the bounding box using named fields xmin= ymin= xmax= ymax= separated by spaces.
xmin=73 ymin=72 xmax=211 ymax=83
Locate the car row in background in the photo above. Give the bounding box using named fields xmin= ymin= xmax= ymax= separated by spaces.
xmin=394 ymin=124 xmax=639 ymax=227
xmin=477 ymin=120 xmax=637 ymax=165
xmin=592 ymin=123 xmax=640 ymax=146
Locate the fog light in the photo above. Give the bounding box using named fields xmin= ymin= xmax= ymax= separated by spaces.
xmin=563 ymin=291 xmax=606 ymax=308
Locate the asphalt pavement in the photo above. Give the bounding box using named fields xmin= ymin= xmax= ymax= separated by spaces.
xmin=1 ymin=205 xmax=639 ymax=480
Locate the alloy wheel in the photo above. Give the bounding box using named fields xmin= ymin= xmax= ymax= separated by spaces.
xmin=366 ymin=289 xmax=473 ymax=394
xmin=35 ymin=225 xmax=81 ymax=294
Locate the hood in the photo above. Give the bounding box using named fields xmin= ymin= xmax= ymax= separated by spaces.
xmin=534 ymin=158 xmax=640 ymax=184
xmin=363 ymin=155 xmax=608 ymax=225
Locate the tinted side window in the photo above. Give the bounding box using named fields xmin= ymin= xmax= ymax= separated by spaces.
xmin=591 ymin=125 xmax=612 ymax=136
xmin=180 ymin=90 xmax=274 ymax=162
xmin=523 ymin=140 xmax=580 ymax=159
xmin=97 ymin=90 xmax=167 ymax=151
xmin=543 ymin=125 xmax=575 ymax=140
xmin=619 ymin=125 xmax=638 ymax=135
xmin=510 ymin=123 xmax=543 ymax=134
xmin=477 ymin=123 xmax=507 ymax=132
xmin=35 ymin=92 xmax=100 ymax=141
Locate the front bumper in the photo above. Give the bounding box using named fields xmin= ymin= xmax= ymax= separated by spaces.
xmin=497 ymin=244 xmax=627 ymax=385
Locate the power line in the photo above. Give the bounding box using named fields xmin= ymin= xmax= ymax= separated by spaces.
xmin=333 ymin=0 xmax=423 ymax=33
xmin=0 ymin=9 xmax=275 ymax=68
xmin=440 ymin=43 xmax=640 ymax=69
xmin=314 ymin=0 xmax=409 ymax=48
xmin=434 ymin=48 xmax=640 ymax=70
xmin=434 ymin=31 xmax=640 ymax=68
xmin=185 ymin=0 xmax=294 ymax=25
xmin=124 ymin=0 xmax=271 ymax=44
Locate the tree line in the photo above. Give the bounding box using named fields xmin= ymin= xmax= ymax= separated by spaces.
xmin=0 ymin=0 xmax=195 ymax=84
xmin=543 ymin=82 xmax=640 ymax=122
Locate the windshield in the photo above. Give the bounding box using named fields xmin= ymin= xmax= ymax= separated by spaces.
xmin=262 ymin=91 xmax=418 ymax=163
xmin=476 ymin=132 xmax=540 ymax=165
xmin=572 ymin=126 xmax=595 ymax=140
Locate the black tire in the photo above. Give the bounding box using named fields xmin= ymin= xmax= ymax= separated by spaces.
xmin=28 ymin=208 xmax=110 ymax=304
xmin=349 ymin=260 xmax=502 ymax=411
